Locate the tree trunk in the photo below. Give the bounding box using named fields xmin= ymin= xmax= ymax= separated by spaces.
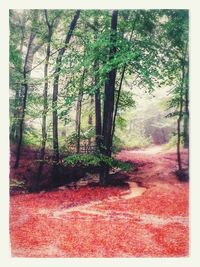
xmin=111 ymin=19 xmax=136 ymax=139
xmin=94 ymin=60 xmax=102 ymax=149
xmin=10 ymin=28 xmax=25 ymax=144
xmin=92 ymin=16 xmax=102 ymax=150
xmin=177 ymin=64 xmax=185 ymax=173
xmin=75 ymin=71 xmax=85 ymax=153
xmin=32 ymin=11 xmax=53 ymax=191
xmin=100 ymin=10 xmax=118 ymax=185
xmin=10 ymin=86 xmax=21 ymax=143
xmin=112 ymin=65 xmax=126 ymax=140
xmin=183 ymin=67 xmax=189 ymax=148
xmin=76 ymin=93 xmax=83 ymax=154
xmin=14 ymin=32 xmax=36 ymax=168
xmin=52 ymin=10 xmax=80 ymax=185
xmin=177 ymin=40 xmax=188 ymax=179
xmin=88 ymin=95 xmax=94 ymax=146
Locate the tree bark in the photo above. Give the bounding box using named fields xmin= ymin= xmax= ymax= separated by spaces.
xmin=112 ymin=65 xmax=126 ymax=140
xmin=10 ymin=85 xmax=21 ymax=143
xmin=10 ymin=23 xmax=25 ymax=144
xmin=92 ymin=15 xmax=102 ymax=150
xmin=52 ymin=10 xmax=80 ymax=184
xmin=100 ymin=10 xmax=118 ymax=185
xmin=14 ymin=32 xmax=36 ymax=168
xmin=94 ymin=60 xmax=102 ymax=149
xmin=183 ymin=67 xmax=189 ymax=148
xmin=75 ymin=93 xmax=83 ymax=153
xmin=92 ymin=15 xmax=102 ymax=149
xmin=177 ymin=40 xmax=188 ymax=178
xmin=32 ymin=10 xmax=53 ymax=191
xmin=177 ymin=64 xmax=185 ymax=173
xmin=88 ymin=95 xmax=94 ymax=146
xmin=111 ymin=17 xmax=136 ymax=139
xmin=75 ymin=70 xmax=85 ymax=153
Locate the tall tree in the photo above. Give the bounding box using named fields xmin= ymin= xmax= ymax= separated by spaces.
xmin=112 ymin=17 xmax=136 ymax=139
xmin=183 ymin=67 xmax=189 ymax=148
xmin=94 ymin=59 xmax=102 ymax=149
xmin=52 ymin=10 xmax=80 ymax=184
xmin=32 ymin=10 xmax=59 ymax=191
xmin=10 ymin=10 xmax=27 ymax=143
xmin=177 ymin=40 xmax=188 ymax=175
xmin=14 ymin=10 xmax=43 ymax=168
xmin=163 ymin=10 xmax=189 ymax=177
xmin=88 ymin=95 xmax=94 ymax=146
xmin=100 ymin=10 xmax=118 ymax=185
xmin=75 ymin=69 xmax=85 ymax=153
xmin=92 ymin=15 xmax=102 ymax=149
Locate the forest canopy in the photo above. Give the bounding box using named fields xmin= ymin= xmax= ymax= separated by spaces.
xmin=9 ymin=9 xmax=189 ymax=189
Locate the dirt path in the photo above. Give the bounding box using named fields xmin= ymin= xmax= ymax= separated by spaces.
xmin=10 ymin=146 xmax=189 ymax=257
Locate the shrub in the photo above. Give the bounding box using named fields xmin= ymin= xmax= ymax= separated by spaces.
xmin=63 ymin=153 xmax=131 ymax=171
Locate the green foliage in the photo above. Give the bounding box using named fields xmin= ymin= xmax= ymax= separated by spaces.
xmin=115 ymin=116 xmax=127 ymax=130
xmin=122 ymin=132 xmax=151 ymax=149
xmin=23 ymin=127 xmax=41 ymax=147
xmin=164 ymin=10 xmax=188 ymax=49
xmin=9 ymin=9 xmax=189 ymax=155
xmin=164 ymin=133 xmax=184 ymax=150
xmin=117 ymin=91 xmax=136 ymax=111
xmin=63 ymin=153 xmax=131 ymax=171
xmin=10 ymin=44 xmax=22 ymax=72
xmin=112 ymin=135 xmax=125 ymax=152
xmin=65 ymin=127 xmax=95 ymax=146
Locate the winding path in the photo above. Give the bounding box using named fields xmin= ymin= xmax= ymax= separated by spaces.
xmin=10 ymin=146 xmax=189 ymax=257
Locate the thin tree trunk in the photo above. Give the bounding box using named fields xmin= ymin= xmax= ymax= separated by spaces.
xmin=112 ymin=65 xmax=126 ymax=140
xmin=32 ymin=10 xmax=53 ymax=191
xmin=183 ymin=67 xmax=189 ymax=148
xmin=14 ymin=33 xmax=36 ymax=168
xmin=76 ymin=93 xmax=83 ymax=153
xmin=88 ymin=95 xmax=94 ymax=146
xmin=52 ymin=10 xmax=80 ymax=184
xmin=94 ymin=60 xmax=102 ymax=149
xmin=177 ymin=40 xmax=188 ymax=177
xmin=177 ymin=64 xmax=185 ymax=173
xmin=10 ymin=28 xmax=25 ymax=143
xmin=92 ymin=16 xmax=102 ymax=150
xmin=111 ymin=19 xmax=136 ymax=139
xmin=177 ymin=116 xmax=182 ymax=171
xmin=10 ymin=86 xmax=20 ymax=143
xmin=100 ymin=10 xmax=118 ymax=185
xmin=75 ymin=71 xmax=85 ymax=153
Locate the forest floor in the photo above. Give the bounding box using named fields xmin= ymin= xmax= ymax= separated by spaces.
xmin=10 ymin=146 xmax=189 ymax=257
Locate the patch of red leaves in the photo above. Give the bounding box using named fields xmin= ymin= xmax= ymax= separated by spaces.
xmin=145 ymin=222 xmax=189 ymax=256
xmin=95 ymin=183 xmax=188 ymax=217
xmin=10 ymin=146 xmax=189 ymax=257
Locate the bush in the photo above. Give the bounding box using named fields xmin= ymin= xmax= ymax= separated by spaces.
xmin=164 ymin=134 xmax=183 ymax=150
xmin=63 ymin=153 xmax=131 ymax=171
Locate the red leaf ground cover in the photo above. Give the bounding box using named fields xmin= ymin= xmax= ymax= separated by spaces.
xmin=10 ymin=146 xmax=189 ymax=257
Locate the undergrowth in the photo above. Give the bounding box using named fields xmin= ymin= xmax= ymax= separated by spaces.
xmin=63 ymin=153 xmax=132 ymax=172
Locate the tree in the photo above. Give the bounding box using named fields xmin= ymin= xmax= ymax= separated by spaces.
xmin=183 ymin=66 xmax=189 ymax=148
xmin=112 ymin=13 xmax=137 ymax=139
xmin=32 ymin=10 xmax=59 ymax=191
xmin=92 ymin=15 xmax=102 ymax=149
xmin=177 ymin=42 xmax=189 ymax=176
xmin=9 ymin=10 xmax=27 ymax=143
xmin=14 ymin=10 xmax=43 ymax=168
xmin=88 ymin=95 xmax=94 ymax=146
xmin=52 ymin=10 xmax=80 ymax=184
xmin=163 ymin=10 xmax=189 ymax=177
xmin=94 ymin=59 xmax=102 ymax=148
xmin=100 ymin=10 xmax=118 ymax=185
xmin=75 ymin=69 xmax=85 ymax=153
xmin=9 ymin=9 xmax=189 ymax=190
